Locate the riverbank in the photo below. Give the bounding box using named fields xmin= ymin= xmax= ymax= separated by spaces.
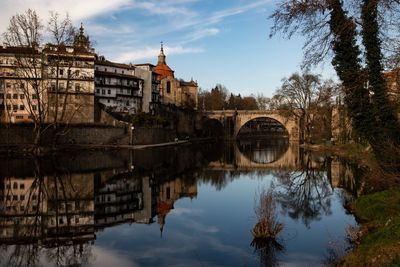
xmin=303 ymin=142 xmax=400 ymax=266
xmin=0 ymin=137 xmax=219 ymax=157
xmin=302 ymin=143 xmax=375 ymax=167
xmin=340 ymin=189 xmax=400 ymax=266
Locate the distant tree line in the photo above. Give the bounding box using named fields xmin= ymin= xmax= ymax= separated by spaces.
xmin=198 ymin=84 xmax=259 ymax=111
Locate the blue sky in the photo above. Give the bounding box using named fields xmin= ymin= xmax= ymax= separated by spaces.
xmin=1 ymin=0 xmax=336 ymax=97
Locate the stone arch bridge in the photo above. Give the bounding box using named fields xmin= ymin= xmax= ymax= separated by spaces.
xmin=200 ymin=110 xmax=300 ymax=141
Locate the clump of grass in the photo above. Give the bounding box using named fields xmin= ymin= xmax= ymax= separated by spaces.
xmin=251 ymin=186 xmax=284 ymax=239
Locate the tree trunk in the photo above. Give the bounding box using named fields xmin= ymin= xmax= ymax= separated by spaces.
xmin=361 ymin=0 xmax=400 ymax=169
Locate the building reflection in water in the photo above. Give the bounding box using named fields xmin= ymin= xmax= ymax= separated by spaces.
xmin=0 ymin=141 xmax=363 ymax=267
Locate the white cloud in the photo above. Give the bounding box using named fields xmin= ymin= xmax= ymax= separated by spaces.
xmin=132 ymin=1 xmax=197 ymax=17
xmin=184 ymin=28 xmax=220 ymax=43
xmin=205 ymin=0 xmax=273 ymax=25
xmin=114 ymin=45 xmax=203 ymax=63
xmin=0 ymin=0 xmax=131 ymax=36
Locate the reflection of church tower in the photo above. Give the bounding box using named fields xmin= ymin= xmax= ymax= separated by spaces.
xmin=157 ymin=204 xmax=170 ymax=237
xmin=156 ymin=179 xmax=198 ymax=237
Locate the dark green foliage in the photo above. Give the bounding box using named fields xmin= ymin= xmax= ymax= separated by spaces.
xmin=361 ymin=0 xmax=400 ymax=153
xmin=329 ymin=0 xmax=374 ymax=141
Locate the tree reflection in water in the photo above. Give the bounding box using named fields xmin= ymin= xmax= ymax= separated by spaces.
xmin=274 ymin=152 xmax=333 ymax=228
xmin=0 ymin=158 xmax=94 ymax=267
xmin=251 ymin=237 xmax=285 ymax=267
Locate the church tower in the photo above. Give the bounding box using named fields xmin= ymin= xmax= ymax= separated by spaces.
xmin=154 ymin=42 xmax=174 ymax=79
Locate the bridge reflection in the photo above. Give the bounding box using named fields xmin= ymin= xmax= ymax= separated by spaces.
xmin=207 ymin=139 xmax=301 ymax=171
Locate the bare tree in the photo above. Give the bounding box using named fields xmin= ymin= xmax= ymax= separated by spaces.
xmin=270 ymin=0 xmax=400 ymax=169
xmin=275 ymin=71 xmax=321 ymax=143
xmin=256 ymin=93 xmax=271 ymax=110
xmin=1 ymin=10 xmax=92 ymax=152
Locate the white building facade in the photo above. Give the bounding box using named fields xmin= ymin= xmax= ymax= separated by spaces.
xmin=95 ymin=57 xmax=144 ymax=114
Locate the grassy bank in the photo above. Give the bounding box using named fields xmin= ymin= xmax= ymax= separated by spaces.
xmin=304 ymin=143 xmax=400 ymax=266
xmin=340 ymin=190 xmax=400 ymax=266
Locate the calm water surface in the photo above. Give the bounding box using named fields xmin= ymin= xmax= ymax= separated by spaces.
xmin=0 ymin=139 xmax=359 ymax=266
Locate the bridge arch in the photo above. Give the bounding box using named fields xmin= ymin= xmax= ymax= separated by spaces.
xmin=236 ymin=116 xmax=289 ymax=138
xmin=233 ymin=111 xmax=299 ymax=141
xmin=202 ymin=110 xmax=300 ymax=142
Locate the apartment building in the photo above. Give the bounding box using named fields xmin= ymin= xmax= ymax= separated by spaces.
xmin=95 ymin=56 xmax=144 ymax=114
xmin=0 ymin=24 xmax=96 ymax=124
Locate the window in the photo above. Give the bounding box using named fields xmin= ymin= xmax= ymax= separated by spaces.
xmin=107 ymin=99 xmax=110 ymax=103
xmin=20 ymin=94 xmax=24 ymax=99
xmin=75 ymin=83 xmax=80 ymax=93
xmin=32 ymin=105 xmax=37 ymax=111
xmin=6 ymin=94 xmax=11 ymax=99
xmin=13 ymin=195 xmax=18 ymax=200
xmin=96 ymin=89 xmax=100 ymax=94
xmin=0 ymin=94 xmax=3 ymax=99
xmin=68 ymin=69 xmax=71 ymax=76
xmin=13 ymin=182 xmax=17 ymax=189
xmin=20 ymin=195 xmax=25 ymax=200
xmin=59 ymin=82 xmax=65 ymax=90
xmin=19 ymin=105 xmax=24 ymax=110
xmin=16 ymin=115 xmax=23 ymax=119
xmin=105 ymin=68 xmax=107 ymax=72
xmin=13 ymin=94 xmax=18 ymax=99
xmin=13 ymin=105 xmax=18 ymax=110
xmin=101 ymin=89 xmax=105 ymax=95
xmin=20 ymin=184 xmax=24 ymax=189
xmin=59 ymin=69 xmax=64 ymax=75
xmin=107 ymin=89 xmax=111 ymax=94
xmin=32 ymin=94 xmax=37 ymax=99
xmin=6 ymin=83 xmax=11 ymax=88
xmin=51 ymin=82 xmax=56 ymax=91
xmin=75 ymin=70 xmax=79 ymax=76
xmin=6 ymin=105 xmax=11 ymax=110
xmin=20 ymin=83 xmax=24 ymax=89
xmin=166 ymin=81 xmax=171 ymax=94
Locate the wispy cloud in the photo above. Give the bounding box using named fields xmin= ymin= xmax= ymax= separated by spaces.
xmin=0 ymin=0 xmax=131 ymax=33
xmin=183 ymin=28 xmax=220 ymax=43
xmin=205 ymin=0 xmax=272 ymax=25
xmin=132 ymin=0 xmax=198 ymax=17
xmin=114 ymin=45 xmax=203 ymax=63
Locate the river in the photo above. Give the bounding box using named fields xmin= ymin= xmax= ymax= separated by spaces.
xmin=0 ymin=138 xmax=359 ymax=266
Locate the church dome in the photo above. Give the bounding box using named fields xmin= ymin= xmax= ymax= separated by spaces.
xmin=154 ymin=43 xmax=174 ymax=78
